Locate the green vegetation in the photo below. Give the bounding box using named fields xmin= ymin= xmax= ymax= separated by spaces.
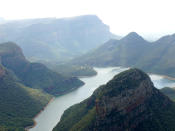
xmin=53 ymin=97 xmax=96 ymax=131
xmin=0 ymin=65 xmax=52 ymax=130
xmin=71 ymin=107 xmax=96 ymax=131
xmin=72 ymin=32 xmax=175 ymax=77
xmin=0 ymin=42 xmax=85 ymax=130
xmin=54 ymin=68 xmax=175 ymax=131
xmin=47 ymin=64 xmax=97 ymax=77
xmin=0 ymin=42 xmax=84 ymax=96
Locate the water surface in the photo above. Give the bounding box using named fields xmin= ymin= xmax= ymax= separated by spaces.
xmin=30 ymin=67 xmax=175 ymax=131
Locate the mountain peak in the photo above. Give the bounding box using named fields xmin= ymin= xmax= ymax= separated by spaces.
xmin=114 ymin=68 xmax=147 ymax=80
xmin=54 ymin=69 xmax=174 ymax=131
xmin=128 ymin=31 xmax=139 ymax=36
xmin=0 ymin=42 xmax=23 ymax=53
xmin=0 ymin=42 xmax=26 ymax=60
xmin=95 ymin=68 xmax=153 ymax=98
xmin=122 ymin=32 xmax=145 ymax=42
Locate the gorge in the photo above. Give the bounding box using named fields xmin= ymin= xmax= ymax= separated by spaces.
xmin=29 ymin=67 xmax=175 ymax=131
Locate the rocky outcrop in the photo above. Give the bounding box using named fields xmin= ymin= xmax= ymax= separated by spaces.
xmin=92 ymin=69 xmax=171 ymax=131
xmin=53 ymin=68 xmax=175 ymax=131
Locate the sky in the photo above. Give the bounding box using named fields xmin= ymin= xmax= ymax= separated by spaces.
xmin=0 ymin=0 xmax=175 ymax=40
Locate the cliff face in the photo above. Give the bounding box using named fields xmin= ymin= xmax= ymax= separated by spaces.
xmin=93 ymin=69 xmax=171 ymax=131
xmin=0 ymin=15 xmax=117 ymax=62
xmin=53 ymin=69 xmax=175 ymax=131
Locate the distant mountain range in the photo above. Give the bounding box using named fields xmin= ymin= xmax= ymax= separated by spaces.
xmin=0 ymin=15 xmax=120 ymax=62
xmin=72 ymin=32 xmax=175 ymax=77
xmin=53 ymin=68 xmax=175 ymax=131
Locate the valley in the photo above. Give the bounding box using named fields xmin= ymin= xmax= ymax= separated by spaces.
xmin=53 ymin=68 xmax=175 ymax=131
xmin=29 ymin=67 xmax=175 ymax=131
xmin=0 ymin=10 xmax=175 ymax=130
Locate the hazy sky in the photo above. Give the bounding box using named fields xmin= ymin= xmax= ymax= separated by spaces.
xmin=0 ymin=0 xmax=175 ymax=39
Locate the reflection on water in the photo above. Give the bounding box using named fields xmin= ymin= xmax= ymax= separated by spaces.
xmin=29 ymin=67 xmax=175 ymax=131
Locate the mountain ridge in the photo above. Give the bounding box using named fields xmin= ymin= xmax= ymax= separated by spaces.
xmin=0 ymin=42 xmax=84 ymax=95
xmin=71 ymin=32 xmax=175 ymax=77
xmin=0 ymin=15 xmax=120 ymax=62
xmin=120 ymin=32 xmax=146 ymax=42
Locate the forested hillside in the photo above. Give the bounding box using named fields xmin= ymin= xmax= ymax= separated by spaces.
xmin=0 ymin=42 xmax=84 ymax=95
xmin=0 ymin=65 xmax=52 ymax=130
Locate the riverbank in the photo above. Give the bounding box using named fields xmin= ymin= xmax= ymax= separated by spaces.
xmin=27 ymin=67 xmax=175 ymax=131
xmin=26 ymin=75 xmax=90 ymax=131
xmin=25 ymin=98 xmax=54 ymax=131
xmin=26 ymin=74 xmax=92 ymax=131
xmin=27 ymin=67 xmax=120 ymax=131
xmin=54 ymin=82 xmax=85 ymax=97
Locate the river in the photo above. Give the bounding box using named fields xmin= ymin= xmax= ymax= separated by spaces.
xmin=29 ymin=67 xmax=175 ymax=131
